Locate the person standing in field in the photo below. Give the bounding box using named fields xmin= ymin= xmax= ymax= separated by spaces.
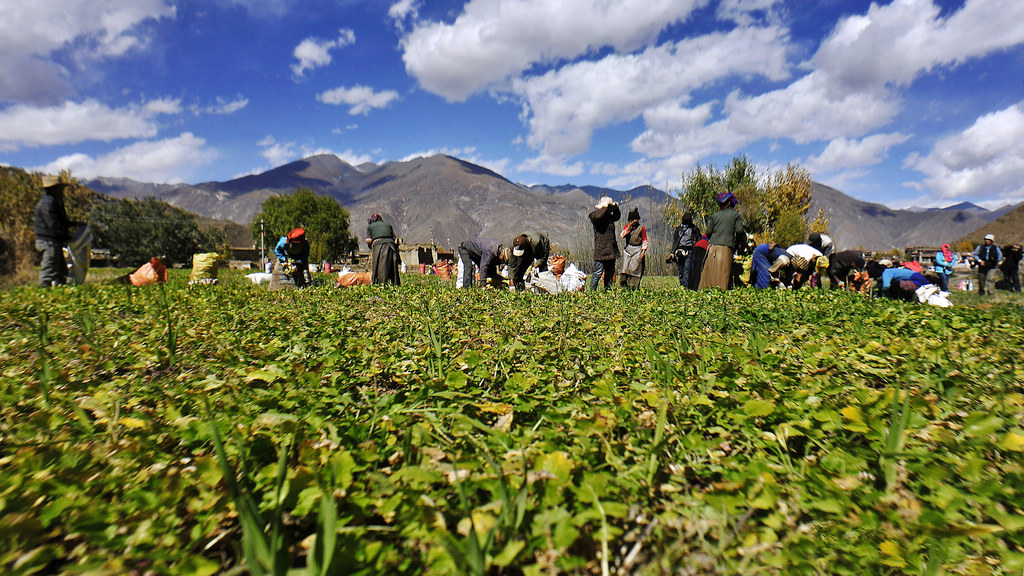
xmin=972 ymin=234 xmax=1002 ymax=295
xmin=508 ymin=232 xmax=551 ymax=291
xmin=457 ymin=237 xmax=509 ymax=289
xmin=933 ymin=244 xmax=957 ymax=292
xmin=34 ymin=175 xmax=75 ymax=287
xmin=670 ymin=213 xmax=701 ymax=288
xmin=999 ymin=243 xmax=1022 ymax=292
xmin=618 ymin=207 xmax=648 ymax=290
xmin=365 ymin=214 xmax=400 ymax=286
xmin=588 ymin=196 xmax=620 ymax=291
xmin=699 ymin=191 xmax=744 ymax=290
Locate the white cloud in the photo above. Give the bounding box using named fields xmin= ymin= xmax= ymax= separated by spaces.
xmin=515 ymin=26 xmax=791 ymax=157
xmin=814 ymin=0 xmax=1024 ymax=91
xmin=34 ymin=133 xmax=215 ymax=183
xmin=317 ymin=85 xmax=400 ymax=115
xmin=517 ymin=154 xmax=584 ymax=178
xmin=0 ymin=99 xmax=178 ymax=151
xmin=716 ymin=0 xmax=784 ymax=25
xmin=0 ymin=0 xmax=176 ymax=103
xmin=905 ymin=103 xmax=1024 ymax=203
xmin=400 ymin=0 xmax=707 ymax=101
xmin=193 ymin=95 xmax=249 ymax=115
xmin=258 ymin=136 xmax=297 ymax=166
xmin=335 ymin=150 xmax=376 ymax=167
xmin=805 ymin=132 xmax=911 ymax=175
xmin=388 ymin=0 xmax=419 ymax=30
xmin=291 ymin=29 xmax=355 ymax=78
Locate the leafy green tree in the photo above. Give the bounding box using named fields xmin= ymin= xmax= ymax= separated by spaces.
xmin=251 ymin=188 xmax=356 ymax=263
xmin=90 ymin=197 xmax=223 ymax=267
xmin=667 ymin=156 xmax=818 ymax=245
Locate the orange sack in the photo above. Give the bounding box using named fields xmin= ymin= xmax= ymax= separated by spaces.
xmin=433 ymin=260 xmax=451 ymax=280
xmin=129 ymin=258 xmax=168 ymax=287
xmin=336 ymin=271 xmax=371 ymax=287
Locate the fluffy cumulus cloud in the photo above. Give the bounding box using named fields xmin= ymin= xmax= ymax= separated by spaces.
xmin=317 ymin=85 xmax=400 ymax=115
xmin=517 ymin=154 xmax=584 ymax=178
xmin=0 ymin=0 xmax=176 ymax=103
xmin=716 ymin=0 xmax=784 ymax=25
xmin=813 ymin=0 xmax=1024 ymax=91
xmin=35 ymin=133 xmax=216 ymax=183
xmin=291 ymin=29 xmax=356 ymax=78
xmin=400 ymin=0 xmax=707 ymax=102
xmin=805 ymin=132 xmax=912 ymax=175
xmin=387 ymin=0 xmax=419 ymax=30
xmin=905 ymin=103 xmax=1024 ymax=204
xmin=0 ymin=98 xmax=180 ymax=151
xmin=515 ymin=25 xmax=791 ymax=157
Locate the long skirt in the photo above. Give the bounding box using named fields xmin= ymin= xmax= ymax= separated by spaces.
xmin=619 ymin=244 xmax=645 ymax=289
xmin=371 ymin=240 xmax=401 ymax=286
xmin=698 ymin=245 xmax=733 ymax=290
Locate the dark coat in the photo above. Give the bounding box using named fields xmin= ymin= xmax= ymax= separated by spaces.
xmin=34 ymin=193 xmax=72 ymax=243
xmin=461 ymin=237 xmax=504 ymax=281
xmin=589 ymin=204 xmax=621 ymax=261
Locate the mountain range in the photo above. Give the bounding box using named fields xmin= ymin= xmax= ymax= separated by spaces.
xmin=85 ymin=154 xmax=1020 ymax=253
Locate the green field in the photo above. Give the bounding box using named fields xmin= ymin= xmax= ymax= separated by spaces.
xmin=2 ymin=272 xmax=1023 ymax=575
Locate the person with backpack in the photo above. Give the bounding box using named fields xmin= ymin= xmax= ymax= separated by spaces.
xmin=669 ymin=213 xmax=701 ymax=287
xmin=972 ymin=234 xmax=1002 ymax=295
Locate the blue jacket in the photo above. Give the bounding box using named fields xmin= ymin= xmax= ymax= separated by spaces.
xmin=934 ymin=251 xmax=956 ymax=275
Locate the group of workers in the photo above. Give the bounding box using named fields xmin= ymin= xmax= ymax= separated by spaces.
xmin=30 ymin=172 xmax=1020 ymax=298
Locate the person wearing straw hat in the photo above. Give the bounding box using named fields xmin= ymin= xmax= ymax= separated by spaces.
xmin=588 ymin=196 xmax=620 ymax=291
xmin=698 ymin=191 xmax=744 ymax=290
xmin=33 ymin=175 xmax=75 ymax=287
xmin=972 ymin=233 xmax=1001 ymax=295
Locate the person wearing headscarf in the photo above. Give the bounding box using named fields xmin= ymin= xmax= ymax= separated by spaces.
xmin=457 ymin=237 xmax=509 ymax=289
xmin=34 ymin=175 xmax=76 ymax=287
xmin=670 ymin=213 xmax=701 ymax=287
xmin=588 ymin=196 xmax=621 ymax=291
xmin=750 ymin=243 xmax=791 ymax=289
xmin=827 ymin=250 xmax=867 ymax=290
xmin=275 ymin=227 xmax=310 ymax=287
xmin=365 ymin=213 xmax=400 ymax=286
xmin=973 ymin=234 xmax=1002 ymax=295
xmin=933 ymin=244 xmax=957 ymax=292
xmin=508 ymin=232 xmax=551 ymax=291
xmin=618 ymin=207 xmax=648 ymax=290
xmin=698 ymin=191 xmax=744 ymax=290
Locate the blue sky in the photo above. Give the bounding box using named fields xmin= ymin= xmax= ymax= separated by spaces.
xmin=1 ymin=0 xmax=1023 ymax=209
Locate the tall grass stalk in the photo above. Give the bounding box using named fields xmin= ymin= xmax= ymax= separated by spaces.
xmin=204 ymin=399 xmax=290 ymax=576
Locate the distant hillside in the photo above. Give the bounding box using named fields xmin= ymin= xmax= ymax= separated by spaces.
xmin=86 ymin=154 xmax=668 ymax=252
xmin=957 ymin=202 xmax=1024 ymax=247
xmin=809 ymin=183 xmax=1003 ymax=252
xmin=84 ymin=154 xmax=1001 ymax=254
